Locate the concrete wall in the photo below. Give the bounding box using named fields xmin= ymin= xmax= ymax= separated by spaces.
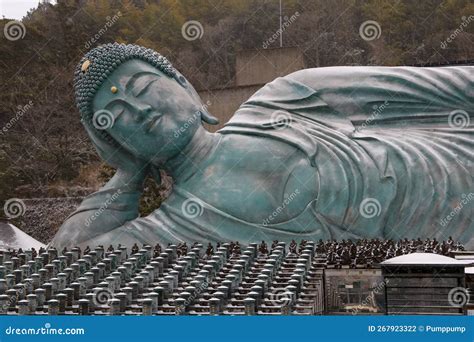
xmin=235 ymin=47 xmax=305 ymax=86
xmin=197 ymin=47 xmax=306 ymax=131
xmin=198 ymin=84 xmax=263 ymax=131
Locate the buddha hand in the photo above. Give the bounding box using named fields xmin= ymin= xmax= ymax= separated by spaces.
xmin=84 ymin=123 xmax=149 ymax=182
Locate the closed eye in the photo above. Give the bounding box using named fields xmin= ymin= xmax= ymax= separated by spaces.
xmin=134 ymin=78 xmax=158 ymax=97
xmin=105 ymin=100 xmax=128 ymax=120
xmin=114 ymin=107 xmax=125 ymax=120
xmin=126 ymin=72 xmax=160 ymax=96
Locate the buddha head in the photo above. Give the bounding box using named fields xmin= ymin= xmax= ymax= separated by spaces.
xmin=74 ymin=43 xmax=218 ymax=165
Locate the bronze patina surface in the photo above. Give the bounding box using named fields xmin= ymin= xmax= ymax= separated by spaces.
xmin=50 ymin=43 xmax=473 ymax=250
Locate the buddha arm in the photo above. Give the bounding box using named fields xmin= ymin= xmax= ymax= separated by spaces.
xmin=286 ymin=66 xmax=472 ymax=122
xmin=50 ymin=169 xmax=146 ymax=249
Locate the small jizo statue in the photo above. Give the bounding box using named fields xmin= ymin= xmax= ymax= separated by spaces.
xmin=205 ymin=243 xmax=214 ymax=258
xmin=289 ymin=240 xmax=298 ymax=254
xmin=131 ymin=243 xmax=139 ymax=255
xmin=153 ymin=243 xmax=162 ymax=258
xmin=258 ymin=241 xmax=269 ymax=255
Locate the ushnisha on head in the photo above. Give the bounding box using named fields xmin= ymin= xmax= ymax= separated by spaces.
xmin=74 ymin=43 xmax=218 ymax=164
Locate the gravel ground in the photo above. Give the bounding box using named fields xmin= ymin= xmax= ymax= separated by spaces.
xmin=13 ymin=197 xmax=84 ymax=244
xmin=9 ymin=175 xmax=173 ymax=245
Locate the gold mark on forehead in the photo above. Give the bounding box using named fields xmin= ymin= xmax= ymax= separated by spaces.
xmin=81 ymin=60 xmax=91 ymax=73
xmin=111 ymin=86 xmax=118 ymax=94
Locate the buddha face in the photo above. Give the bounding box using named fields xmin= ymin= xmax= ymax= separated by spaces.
xmin=92 ymin=59 xmax=203 ymax=164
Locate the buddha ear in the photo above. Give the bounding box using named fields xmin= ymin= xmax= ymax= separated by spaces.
xmin=200 ymin=108 xmax=219 ymax=125
xmin=174 ymin=71 xmax=219 ymax=125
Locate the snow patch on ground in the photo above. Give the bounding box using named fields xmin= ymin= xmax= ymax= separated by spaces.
xmin=0 ymin=222 xmax=45 ymax=250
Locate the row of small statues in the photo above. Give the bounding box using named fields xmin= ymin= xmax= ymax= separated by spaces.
xmin=84 ymin=237 xmax=467 ymax=265
xmin=315 ymin=237 xmax=464 ymax=266
xmin=1 ymin=237 xmax=465 ymax=266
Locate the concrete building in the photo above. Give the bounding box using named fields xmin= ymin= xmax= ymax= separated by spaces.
xmin=381 ymin=253 xmax=473 ymax=315
xmin=198 ymin=47 xmax=305 ymax=131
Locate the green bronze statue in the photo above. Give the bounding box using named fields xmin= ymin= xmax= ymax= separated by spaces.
xmin=50 ymin=43 xmax=473 ymax=250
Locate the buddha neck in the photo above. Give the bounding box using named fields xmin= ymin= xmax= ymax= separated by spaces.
xmin=161 ymin=126 xmax=221 ymax=182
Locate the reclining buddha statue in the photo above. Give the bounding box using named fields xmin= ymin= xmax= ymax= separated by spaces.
xmin=50 ymin=43 xmax=473 ymax=250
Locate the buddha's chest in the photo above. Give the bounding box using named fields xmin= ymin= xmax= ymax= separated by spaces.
xmin=179 ymin=135 xmax=318 ymax=224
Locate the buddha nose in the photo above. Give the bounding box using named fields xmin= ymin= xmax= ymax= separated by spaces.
xmin=136 ymin=104 xmax=153 ymax=122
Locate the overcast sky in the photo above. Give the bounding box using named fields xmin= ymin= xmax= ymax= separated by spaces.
xmin=0 ymin=0 xmax=56 ymax=20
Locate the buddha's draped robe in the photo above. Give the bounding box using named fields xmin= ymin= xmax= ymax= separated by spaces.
xmin=51 ymin=66 xmax=473 ymax=249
